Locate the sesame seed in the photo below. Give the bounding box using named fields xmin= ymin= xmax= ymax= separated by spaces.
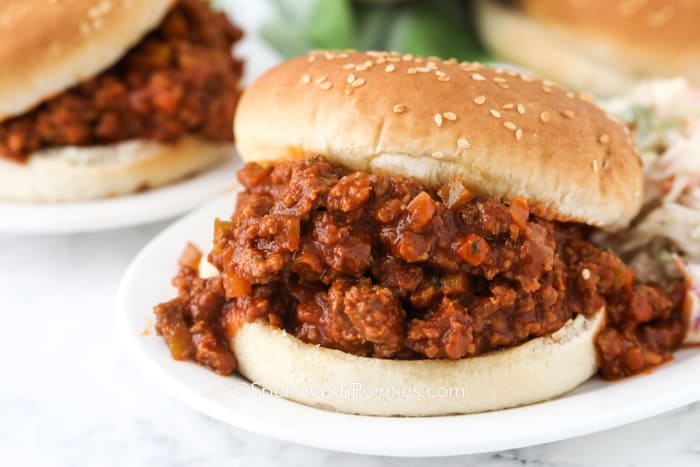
xmin=503 ymin=121 xmax=517 ymax=131
xmin=648 ymin=7 xmax=674 ymax=27
xmin=355 ymin=65 xmax=368 ymax=72
xmin=458 ymin=138 xmax=470 ymax=149
xmin=566 ymin=91 xmax=575 ymax=98
xmin=443 ymin=112 xmax=457 ymax=121
xmin=599 ymin=134 xmax=610 ymax=144
xmin=375 ymin=57 xmax=386 ymax=64
xmin=493 ymin=77 xmax=507 ymax=83
xmin=301 ymin=75 xmax=311 ymax=84
xmin=351 ymin=78 xmax=366 ymax=88
xmin=562 ymin=110 xmax=575 ymax=119
xmin=437 ymin=75 xmax=451 ymax=82
xmin=542 ymin=86 xmax=552 ymax=93
xmin=414 ymin=57 xmax=424 ymax=63
xmin=346 ymin=73 xmax=356 ymax=84
xmin=393 ymin=104 xmax=406 ymax=113
xmin=603 ymin=159 xmax=611 ymax=170
xmin=403 ymin=54 xmax=414 ymax=61
xmin=385 ymin=64 xmax=396 ymax=72
xmin=432 ymin=151 xmax=445 ymax=159
xmin=308 ymin=55 xmax=316 ymax=62
xmin=315 ymin=75 xmax=327 ymax=84
xmin=515 ymin=129 xmax=523 ymax=140
xmin=444 ymin=58 xmax=457 ymax=65
xmin=435 ymin=70 xmax=446 ymax=77
xmin=434 ymin=114 xmax=443 ymax=127
xmin=407 ymin=68 xmax=417 ymax=75
xmin=490 ymin=109 xmax=501 ymax=118
xmin=581 ymin=268 xmax=591 ymax=280
xmin=592 ymin=160 xmax=599 ymax=172
xmin=501 ymin=103 xmax=514 ymax=110
xmin=426 ymin=61 xmax=437 ymax=70
xmin=517 ymin=104 xmax=526 ymax=114
xmin=324 ymin=51 xmax=336 ymax=60
xmin=320 ymin=82 xmax=332 ymax=90
xmin=540 ymin=111 xmax=550 ymax=122
xmin=497 ymin=83 xmax=509 ymax=89
xmin=344 ymin=88 xmax=353 ymax=96
xmin=472 ymin=73 xmax=486 ymax=81
xmin=474 ymin=96 xmax=486 ymax=105
xmin=620 ymin=0 xmax=643 ymax=15
xmin=342 ymin=63 xmax=355 ymax=70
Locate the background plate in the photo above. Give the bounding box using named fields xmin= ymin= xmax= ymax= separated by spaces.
xmin=116 ymin=191 xmax=700 ymax=457
xmin=0 ymin=158 xmax=241 ymax=234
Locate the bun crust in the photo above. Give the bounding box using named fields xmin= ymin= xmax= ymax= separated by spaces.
xmin=235 ymin=51 xmax=643 ymax=230
xmin=0 ymin=0 xmax=174 ymax=121
xmin=233 ymin=311 xmax=605 ymax=416
xmin=0 ymin=137 xmax=232 ymax=202
xmin=477 ymin=0 xmax=700 ymax=96
xmin=518 ymin=0 xmax=700 ymax=56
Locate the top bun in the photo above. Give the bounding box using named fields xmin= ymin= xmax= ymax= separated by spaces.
xmin=518 ymin=0 xmax=700 ymax=59
xmin=235 ymin=50 xmax=643 ymax=230
xmin=476 ymin=0 xmax=700 ymax=95
xmin=0 ymin=0 xmax=174 ymax=121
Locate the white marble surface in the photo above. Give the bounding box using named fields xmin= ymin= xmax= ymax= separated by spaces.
xmin=0 ymin=222 xmax=699 ymax=466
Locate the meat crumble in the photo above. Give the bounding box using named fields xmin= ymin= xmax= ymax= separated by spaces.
xmin=154 ymin=157 xmax=686 ymax=380
xmin=0 ymin=0 xmax=243 ymax=162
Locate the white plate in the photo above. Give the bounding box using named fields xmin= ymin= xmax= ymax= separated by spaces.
xmin=0 ymin=158 xmax=242 ymax=234
xmin=116 ymin=192 xmax=700 ymax=457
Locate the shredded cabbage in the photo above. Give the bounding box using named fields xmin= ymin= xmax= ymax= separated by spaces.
xmin=602 ymin=78 xmax=700 ymax=343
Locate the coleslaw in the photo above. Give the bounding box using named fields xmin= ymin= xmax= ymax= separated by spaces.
xmin=602 ymin=78 xmax=700 ymax=343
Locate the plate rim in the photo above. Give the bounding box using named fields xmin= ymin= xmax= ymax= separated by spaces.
xmin=0 ymin=157 xmax=241 ymax=235
xmin=115 ymin=193 xmax=700 ymax=457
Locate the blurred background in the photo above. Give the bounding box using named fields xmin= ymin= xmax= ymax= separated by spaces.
xmin=221 ymin=0 xmax=700 ymax=97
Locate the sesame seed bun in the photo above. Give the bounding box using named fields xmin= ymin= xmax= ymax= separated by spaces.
xmin=232 ymin=311 xmax=604 ymax=416
xmin=476 ymin=0 xmax=700 ymax=96
xmin=0 ymin=137 xmax=232 ymax=202
xmin=234 ymin=50 xmax=643 ymax=230
xmin=0 ymin=0 xmax=174 ymax=121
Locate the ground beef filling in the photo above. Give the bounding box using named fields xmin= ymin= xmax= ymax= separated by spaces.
xmin=0 ymin=0 xmax=243 ymax=162
xmin=154 ymin=158 xmax=686 ymax=380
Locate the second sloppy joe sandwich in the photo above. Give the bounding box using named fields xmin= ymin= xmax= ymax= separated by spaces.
xmin=154 ymin=51 xmax=689 ymax=416
xmin=0 ymin=0 xmax=243 ymax=202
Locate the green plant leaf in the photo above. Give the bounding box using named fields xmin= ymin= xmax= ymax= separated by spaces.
xmin=306 ymin=0 xmax=356 ymax=50
xmin=259 ymin=21 xmax=314 ymax=58
xmin=386 ymin=0 xmax=488 ymax=61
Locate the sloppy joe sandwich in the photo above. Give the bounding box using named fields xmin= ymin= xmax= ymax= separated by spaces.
xmin=476 ymin=0 xmax=700 ymax=96
xmin=154 ymin=51 xmax=688 ymax=416
xmin=0 ymin=0 xmax=243 ymax=202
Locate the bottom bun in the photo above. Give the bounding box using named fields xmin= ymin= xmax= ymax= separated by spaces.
xmin=0 ymin=136 xmax=233 ymax=202
xmin=232 ymin=310 xmax=605 ymax=416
